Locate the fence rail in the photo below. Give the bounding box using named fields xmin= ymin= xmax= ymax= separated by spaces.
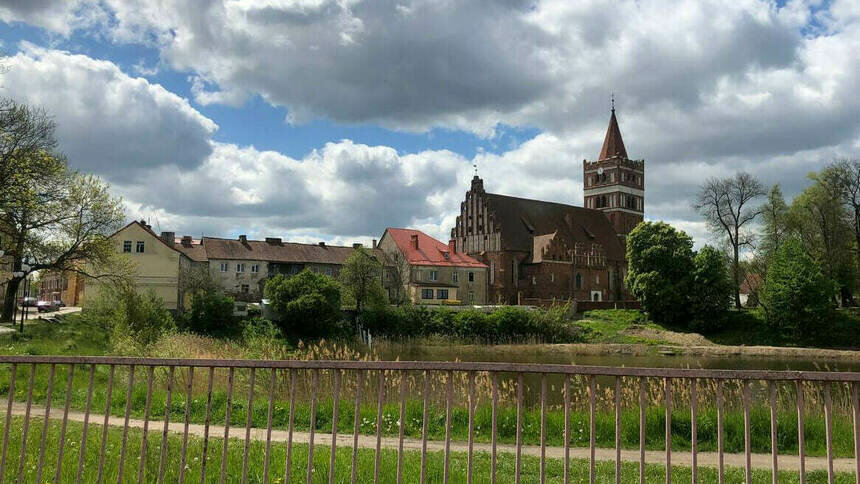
xmin=0 ymin=355 xmax=856 ymax=483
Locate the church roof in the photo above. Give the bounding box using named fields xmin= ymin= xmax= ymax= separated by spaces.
xmin=483 ymin=193 xmax=625 ymax=261
xmin=598 ymin=109 xmax=628 ymax=160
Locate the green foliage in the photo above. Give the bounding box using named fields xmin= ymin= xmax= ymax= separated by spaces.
xmin=181 ymin=289 xmax=238 ymax=337
xmin=690 ymin=245 xmax=733 ymax=331
xmin=759 ymin=184 xmax=789 ymax=260
xmin=240 ymin=317 xmax=290 ymax=359
xmin=83 ymin=286 xmax=175 ymax=353
xmin=625 ymin=221 xmax=695 ymax=326
xmin=264 ymin=270 xmax=345 ymax=338
xmin=360 ymin=304 xmax=576 ymax=343
xmin=339 ymin=247 xmax=387 ymax=313
xmin=761 ymin=238 xmax=835 ymax=339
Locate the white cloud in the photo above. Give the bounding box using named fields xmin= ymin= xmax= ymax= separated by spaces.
xmin=2 ymin=44 xmax=218 ymax=182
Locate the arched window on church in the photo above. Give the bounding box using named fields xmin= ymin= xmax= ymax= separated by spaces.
xmin=575 ymin=273 xmax=583 ymax=290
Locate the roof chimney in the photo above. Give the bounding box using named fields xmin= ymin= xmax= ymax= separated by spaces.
xmin=160 ymin=231 xmax=175 ymax=245
xmin=239 ymin=235 xmax=247 ymax=244
xmin=319 ymin=241 xmax=326 ymax=247
xmin=410 ymin=234 xmax=419 ymax=250
xmin=265 ymin=237 xmax=282 ymax=245
xmin=448 ymin=239 xmax=456 ymax=253
xmin=181 ymin=235 xmax=193 ymax=246
xmin=372 ymin=239 xmax=377 ymax=249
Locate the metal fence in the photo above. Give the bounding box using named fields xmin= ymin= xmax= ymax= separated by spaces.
xmin=0 ymin=355 xmax=856 ymax=484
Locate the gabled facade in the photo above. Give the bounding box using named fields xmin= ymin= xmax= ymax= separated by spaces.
xmin=450 ymin=108 xmax=642 ymax=305
xmin=86 ymin=220 xmax=188 ymax=311
xmin=379 ymin=228 xmax=488 ymax=305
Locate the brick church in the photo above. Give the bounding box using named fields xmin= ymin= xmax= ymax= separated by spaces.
xmin=450 ymin=107 xmax=644 ymax=305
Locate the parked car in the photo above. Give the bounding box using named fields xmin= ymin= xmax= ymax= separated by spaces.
xmin=20 ymin=297 xmax=37 ymax=307
xmin=36 ymin=300 xmax=60 ymax=313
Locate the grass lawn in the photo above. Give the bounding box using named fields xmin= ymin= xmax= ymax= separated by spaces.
xmin=575 ymin=309 xmax=860 ymax=349
xmin=0 ymin=417 xmax=851 ymax=483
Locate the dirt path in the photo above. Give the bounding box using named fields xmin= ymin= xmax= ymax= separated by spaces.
xmin=7 ymin=402 xmax=855 ymax=474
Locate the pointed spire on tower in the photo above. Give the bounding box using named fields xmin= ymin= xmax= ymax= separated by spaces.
xmin=598 ymin=97 xmax=627 ymax=161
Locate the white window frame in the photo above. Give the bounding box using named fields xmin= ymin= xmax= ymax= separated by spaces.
xmin=251 ymin=264 xmax=259 ymax=273
xmin=135 ymin=241 xmax=145 ymax=253
xmin=452 ymin=271 xmax=458 ymax=283
xmin=122 ymin=240 xmax=132 ymax=253
xmin=429 ymin=270 xmax=438 ymax=282
xmin=220 ymin=262 xmax=228 ymax=272
xmin=236 ymin=263 xmax=245 ymax=273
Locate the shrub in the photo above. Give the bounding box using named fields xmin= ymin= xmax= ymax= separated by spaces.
xmin=241 ymin=317 xmax=290 ymax=359
xmin=760 ymin=238 xmax=835 ymax=339
xmin=182 ymin=289 xmax=239 ymax=337
xmin=84 ymin=286 xmax=175 ymax=354
xmin=265 ymin=270 xmax=345 ymax=338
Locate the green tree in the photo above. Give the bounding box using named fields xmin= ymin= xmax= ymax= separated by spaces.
xmin=264 ymin=270 xmax=343 ymax=338
xmin=691 ymin=245 xmax=733 ymax=331
xmin=183 ymin=290 xmax=237 ymax=336
xmin=85 ymin=285 xmax=175 ymax=353
xmin=625 ymin=221 xmax=695 ymax=326
xmin=759 ymin=184 xmax=789 ymax=261
xmin=339 ymin=247 xmax=386 ymax=315
xmin=760 ymin=238 xmax=834 ymax=339
xmin=788 ymin=178 xmax=855 ymax=305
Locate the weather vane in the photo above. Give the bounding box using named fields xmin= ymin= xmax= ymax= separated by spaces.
xmin=611 ymin=92 xmax=615 ymax=113
xmin=473 ymin=163 xmax=478 ymax=176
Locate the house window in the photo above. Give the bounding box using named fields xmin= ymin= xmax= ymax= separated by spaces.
xmin=469 ymin=291 xmax=475 ymax=303
xmin=421 ymin=289 xmax=433 ymax=299
xmin=468 ymin=272 xmax=475 ymax=282
xmin=236 ymin=263 xmax=245 ymax=273
xmin=251 ymin=264 xmax=259 ymax=273
xmin=575 ymin=273 xmax=583 ymax=289
xmin=452 ymin=271 xmax=458 ymax=283
xmin=136 ymin=241 xmax=145 ymax=253
xmin=241 ymin=284 xmax=249 ymax=293
xmin=429 ymin=270 xmax=438 ymax=282
xmin=122 ymin=241 xmax=132 ymax=253
xmin=326 ymin=267 xmax=333 ymax=276
xmin=436 ymin=289 xmax=449 ymax=300
xmin=220 ymin=263 xmax=228 ymax=272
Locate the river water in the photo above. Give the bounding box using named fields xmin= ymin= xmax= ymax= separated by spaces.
xmin=374 ymin=342 xmax=860 ymax=372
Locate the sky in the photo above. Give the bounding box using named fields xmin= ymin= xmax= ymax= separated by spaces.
xmin=0 ymin=0 xmax=858 ymax=248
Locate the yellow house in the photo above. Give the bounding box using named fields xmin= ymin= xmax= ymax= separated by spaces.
xmin=86 ymin=220 xmax=186 ymax=311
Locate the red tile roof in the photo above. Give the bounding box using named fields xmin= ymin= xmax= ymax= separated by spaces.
xmin=384 ymin=228 xmax=487 ymax=268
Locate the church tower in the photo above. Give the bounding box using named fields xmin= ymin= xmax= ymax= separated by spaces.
xmin=583 ymin=104 xmax=645 ymax=238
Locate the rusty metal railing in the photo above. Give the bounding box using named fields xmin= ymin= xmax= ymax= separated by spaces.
xmin=0 ymin=355 xmax=856 ymax=483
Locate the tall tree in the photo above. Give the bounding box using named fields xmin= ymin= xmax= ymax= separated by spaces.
xmin=625 ymin=221 xmax=695 ymax=326
xmin=0 ymin=100 xmax=57 ymax=208
xmin=788 ymin=177 xmax=855 ymax=306
xmin=0 ymin=151 xmax=126 ymax=321
xmin=695 ymin=172 xmax=765 ymax=308
xmin=821 ymin=159 xmax=860 ymax=263
xmin=339 ymin=247 xmax=386 ymax=315
xmin=759 ymin=184 xmax=789 ymax=260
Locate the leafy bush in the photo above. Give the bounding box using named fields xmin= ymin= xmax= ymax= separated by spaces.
xmin=84 ymin=286 xmax=175 ymax=354
xmin=181 ymin=289 xmax=239 ymax=337
xmin=360 ymin=304 xmax=576 ymax=343
xmin=241 ymin=317 xmax=290 ymax=359
xmin=265 ymin=270 xmax=345 ymax=338
xmin=761 ymin=238 xmax=835 ymax=339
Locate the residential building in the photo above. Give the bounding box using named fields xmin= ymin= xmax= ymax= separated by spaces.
xmin=378 ymin=228 xmax=488 ymax=305
xmin=172 ymin=235 xmax=392 ymax=302
xmin=38 ymin=270 xmax=85 ymax=306
xmin=450 ymin=107 xmax=642 ymax=305
xmin=86 ymin=220 xmax=189 ymax=311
